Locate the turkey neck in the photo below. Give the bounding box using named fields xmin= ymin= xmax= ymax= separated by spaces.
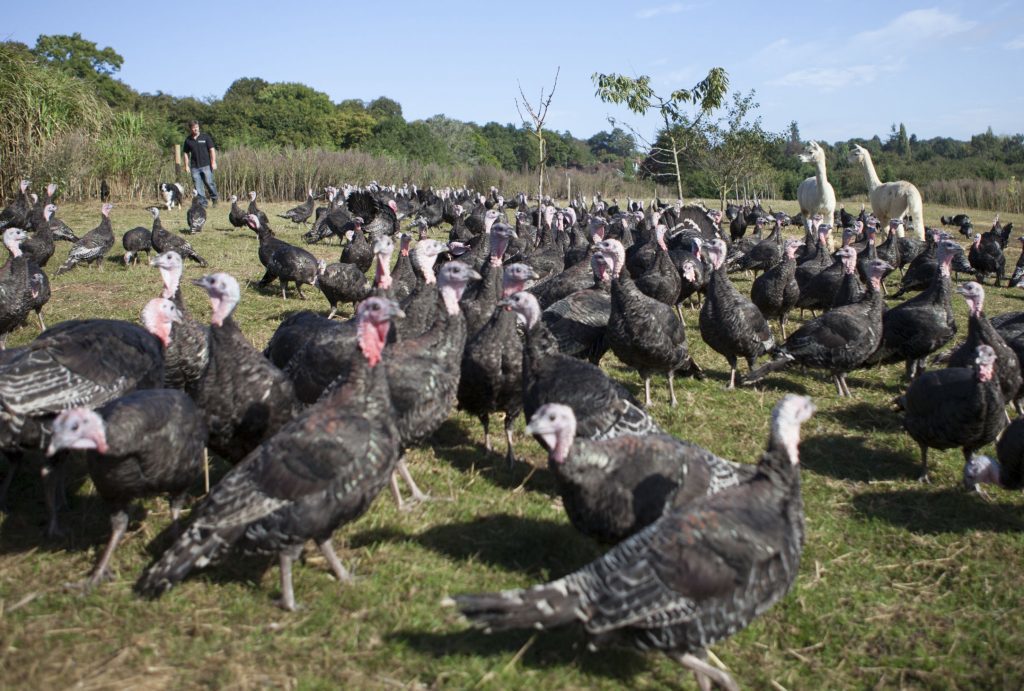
xmin=524 ymin=320 xmax=559 ymax=376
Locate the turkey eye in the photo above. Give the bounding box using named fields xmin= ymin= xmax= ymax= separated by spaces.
xmin=71 ymin=423 xmax=79 ymax=432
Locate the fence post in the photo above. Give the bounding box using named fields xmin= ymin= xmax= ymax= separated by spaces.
xmin=174 ymin=145 xmax=182 ymax=175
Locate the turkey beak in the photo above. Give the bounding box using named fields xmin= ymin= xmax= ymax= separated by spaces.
xmin=466 ymin=268 xmax=483 ymax=282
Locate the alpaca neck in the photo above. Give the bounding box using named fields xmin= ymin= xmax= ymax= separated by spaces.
xmin=858 ymin=152 xmax=882 ymax=192
xmin=813 ymin=156 xmax=829 ymax=190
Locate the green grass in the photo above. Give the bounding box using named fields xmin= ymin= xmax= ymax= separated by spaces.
xmin=1 ymin=197 xmax=1024 ymax=689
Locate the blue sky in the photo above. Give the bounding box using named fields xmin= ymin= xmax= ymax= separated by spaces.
xmin=6 ymin=1 xmax=1023 ymax=144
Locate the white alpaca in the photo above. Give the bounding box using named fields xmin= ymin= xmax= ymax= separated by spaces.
xmin=796 ymin=141 xmax=836 ymax=247
xmin=848 ymin=144 xmax=925 ymax=241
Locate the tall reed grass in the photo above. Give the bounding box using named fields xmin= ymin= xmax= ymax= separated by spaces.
xmin=923 ymin=177 xmax=1023 ymax=214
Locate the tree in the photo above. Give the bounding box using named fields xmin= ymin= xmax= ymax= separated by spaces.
xmin=692 ymin=91 xmax=779 ymax=205
xmin=587 ymin=128 xmax=636 ymax=161
xmin=785 ymin=121 xmax=802 ymax=156
xmin=592 ymin=67 xmax=729 ymax=200
xmin=516 ymin=68 xmax=560 ymax=205
xmin=31 ymin=33 xmax=134 ymax=107
xmin=367 ymin=96 xmax=403 ymax=121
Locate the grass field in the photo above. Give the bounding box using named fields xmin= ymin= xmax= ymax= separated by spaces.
xmin=1 ymin=196 xmax=1023 ymax=690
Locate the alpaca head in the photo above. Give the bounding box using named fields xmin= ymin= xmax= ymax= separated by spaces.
xmin=798 ymin=141 xmax=825 ymax=165
xmin=848 ymin=144 xmax=871 ymax=165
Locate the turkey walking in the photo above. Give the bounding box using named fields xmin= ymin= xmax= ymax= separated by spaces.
xmin=900 ymin=344 xmax=1005 ymax=482
xmin=185 ymin=191 xmax=206 ymax=234
xmin=699 ymin=239 xmax=774 ymax=388
xmin=148 ymin=207 xmax=208 ymax=266
xmin=527 ymin=403 xmax=754 ymax=542
xmin=135 ymin=295 xmax=403 ymax=610
xmin=278 ymin=189 xmax=315 ymax=225
xmin=54 ymin=203 xmax=115 ymax=275
xmin=447 ymin=394 xmax=815 ymax=691
xmin=46 ymin=389 xmax=207 ymax=587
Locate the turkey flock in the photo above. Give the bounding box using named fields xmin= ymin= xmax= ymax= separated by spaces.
xmin=1 ymin=175 xmax=1022 ymax=689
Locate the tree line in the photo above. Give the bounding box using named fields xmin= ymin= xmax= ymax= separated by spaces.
xmin=2 ymin=33 xmax=1022 ymax=212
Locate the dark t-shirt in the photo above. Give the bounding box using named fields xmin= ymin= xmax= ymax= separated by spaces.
xmin=183 ymin=133 xmax=216 ymax=168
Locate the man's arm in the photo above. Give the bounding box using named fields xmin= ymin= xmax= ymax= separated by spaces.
xmin=209 ymin=147 xmax=217 ymax=171
xmin=183 ymin=139 xmax=190 ymax=173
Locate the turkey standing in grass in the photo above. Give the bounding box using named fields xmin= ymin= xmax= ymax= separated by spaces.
xmin=185 ymin=191 xmax=206 ymax=234
xmin=148 ymin=207 xmax=208 ymax=267
xmin=605 ymin=238 xmax=701 ymax=406
xmin=699 ymin=238 xmax=774 ymax=388
xmin=245 ymin=214 xmax=319 ymax=299
xmin=0 ymin=229 xmax=35 ymax=347
xmin=122 ymin=225 xmax=153 ymax=266
xmin=900 ymin=344 xmax=1005 ymax=482
xmin=744 ymin=259 xmax=891 ymax=397
xmin=0 ymin=180 xmax=31 ymax=231
xmin=526 ymin=403 xmax=754 ymax=542
xmin=149 ymin=251 xmax=209 ymax=390
xmin=542 ymin=251 xmax=613 ymax=363
xmin=187 ymin=273 xmax=299 ymax=464
xmin=135 ymin=295 xmax=402 ymax=611
xmin=945 ymin=281 xmax=1023 ymax=413
xmin=246 ymin=191 xmax=270 ymax=228
xmin=503 ymin=291 xmax=665 ymax=441
xmin=751 ymin=238 xmax=801 ymax=338
xmin=46 ymin=389 xmax=207 ymax=588
xmin=54 ymin=203 xmax=115 ymax=276
xmin=447 ymin=394 xmax=816 ymax=691
xmin=278 ymin=189 xmax=315 ymax=225
xmin=458 ymin=263 xmax=537 ymax=467
xmin=227 ymin=194 xmax=247 ymax=231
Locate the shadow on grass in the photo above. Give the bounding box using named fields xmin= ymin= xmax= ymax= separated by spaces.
xmin=414 ymin=514 xmax=602 ymax=579
xmin=816 ymin=401 xmax=904 ymax=434
xmin=388 ymin=626 xmax=649 ymax=681
xmin=430 ymin=420 xmax=560 ymax=498
xmin=801 ymin=434 xmax=920 ymax=482
xmin=852 ymin=486 xmax=1024 ymax=534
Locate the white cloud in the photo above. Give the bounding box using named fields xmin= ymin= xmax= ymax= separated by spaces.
xmin=853 ymin=8 xmax=977 ymax=45
xmin=1005 ymin=36 xmax=1024 ymax=50
xmin=635 ymin=3 xmax=694 ymax=19
xmin=769 ymin=63 xmax=900 ymax=92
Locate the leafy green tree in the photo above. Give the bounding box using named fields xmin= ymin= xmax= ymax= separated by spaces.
xmin=592 ymin=67 xmax=729 ymax=200
xmin=367 ymin=96 xmax=403 ymax=120
xmin=31 ymin=33 xmax=135 ymax=107
xmin=587 ymin=128 xmax=636 ymax=161
xmin=253 ymin=82 xmax=335 ymax=148
xmin=331 ymin=108 xmax=376 ymax=149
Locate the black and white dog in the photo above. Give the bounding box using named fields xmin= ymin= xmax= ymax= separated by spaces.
xmin=160 ymin=182 xmax=185 ymax=210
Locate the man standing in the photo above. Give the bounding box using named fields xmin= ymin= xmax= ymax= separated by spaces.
xmin=182 ymin=120 xmax=218 ymax=206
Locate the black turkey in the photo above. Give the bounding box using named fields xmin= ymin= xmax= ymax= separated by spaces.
xmin=744 ymin=259 xmax=891 ymax=396
xmin=246 ymin=191 xmax=270 ymax=228
xmin=542 ymin=251 xmax=613 ymax=363
xmin=870 ymin=238 xmax=959 ymax=379
xmin=185 ymin=191 xmax=206 ymax=234
xmin=122 ymin=225 xmax=153 ymax=266
xmin=339 ymin=217 xmax=373 ymax=274
xmin=396 ymin=239 xmax=453 ymax=341
xmin=945 ymin=281 xmax=1023 ymax=412
xmin=526 ymin=403 xmax=754 ymax=542
xmin=187 ymin=273 xmax=299 ymax=463
xmin=135 ymin=295 xmax=403 ymax=610
xmin=830 ymin=246 xmax=865 ymax=309
xmin=0 ymin=229 xmax=35 ymax=347
xmin=963 ymin=417 xmax=1024 ymax=492
xmin=699 ymin=238 xmax=774 ymax=388
xmin=46 ymin=389 xmax=207 ymax=587
xmin=244 ymin=214 xmax=319 ymax=299
xmin=0 ymin=298 xmax=177 ymax=532
xmin=968 ymin=232 xmax=1005 ymax=286
xmin=457 ymin=263 xmax=537 ymax=466
xmin=149 ymin=251 xmax=210 ymax=390
xmin=227 ymin=194 xmax=247 ymax=231
xmin=278 ymin=189 xmax=315 ymax=225
xmin=750 ymin=238 xmax=800 ymax=338
xmin=0 ymin=179 xmax=31 ymax=231
xmin=503 ymin=291 xmax=665 ymax=441
xmin=900 ymin=344 xmax=1005 ymax=482
xmin=54 ymin=203 xmax=115 ymax=275
xmin=389 ymin=232 xmax=417 ymax=303
xmin=447 ymin=394 xmax=816 ymax=691
xmin=23 ymin=203 xmax=58 ymax=268
xmin=604 ymin=238 xmax=701 ymax=405
xmin=148 ymin=207 xmax=208 ymax=266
